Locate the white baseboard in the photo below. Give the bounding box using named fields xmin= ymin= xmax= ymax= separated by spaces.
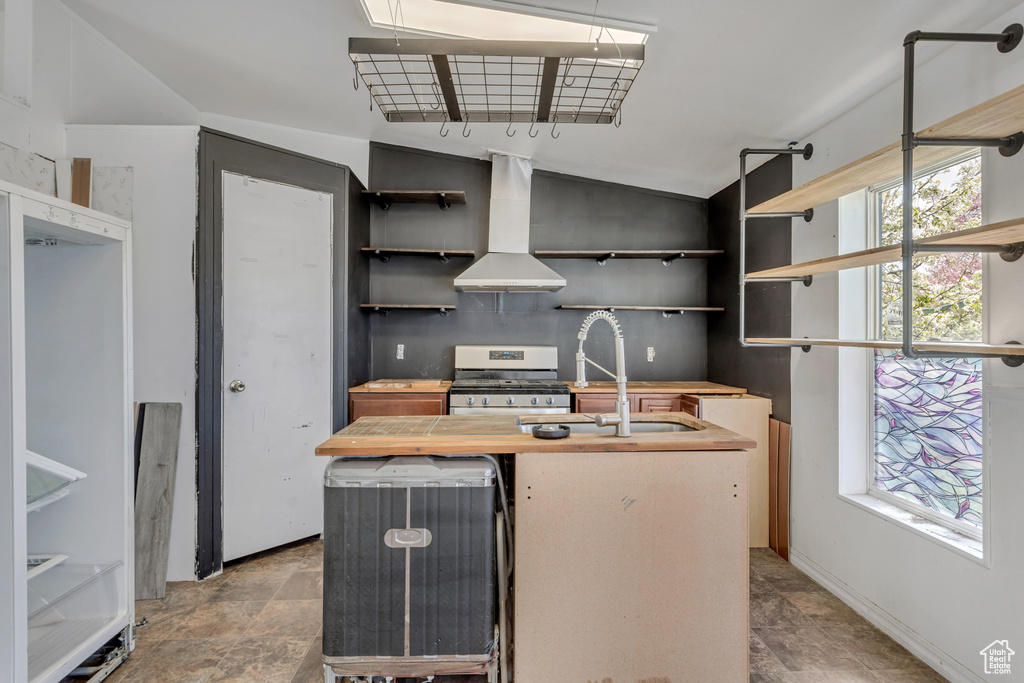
xmin=788 ymin=548 xmax=983 ymax=683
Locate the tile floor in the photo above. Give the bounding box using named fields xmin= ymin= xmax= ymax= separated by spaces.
xmin=107 ymin=540 xmax=947 ymax=683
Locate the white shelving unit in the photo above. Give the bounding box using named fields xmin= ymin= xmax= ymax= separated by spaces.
xmin=0 ymin=179 xmax=134 ymax=683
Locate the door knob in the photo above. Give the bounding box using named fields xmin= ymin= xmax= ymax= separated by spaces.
xmin=229 ymin=379 xmax=246 ymax=393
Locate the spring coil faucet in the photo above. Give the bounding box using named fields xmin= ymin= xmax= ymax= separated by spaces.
xmin=575 ymin=311 xmax=630 ymax=437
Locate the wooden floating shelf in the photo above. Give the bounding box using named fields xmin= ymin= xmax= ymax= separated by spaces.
xmin=558 ymin=305 xmax=725 ymax=313
xmin=363 ymin=190 xmax=467 ymax=211
xmin=748 ymin=83 xmax=1024 ymax=214
xmin=746 ymin=216 xmax=1024 ymax=279
xmin=535 ymin=249 xmax=722 ymax=264
xmin=362 ymin=247 xmax=475 ymax=263
xmin=747 ymin=338 xmax=1024 ymax=356
xmin=361 ymin=304 xmax=456 ymax=316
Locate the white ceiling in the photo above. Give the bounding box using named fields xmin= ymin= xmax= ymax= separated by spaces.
xmin=60 ymin=0 xmax=1024 ymax=197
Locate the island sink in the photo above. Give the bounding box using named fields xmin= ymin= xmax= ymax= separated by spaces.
xmin=516 ymin=419 xmax=694 ymax=434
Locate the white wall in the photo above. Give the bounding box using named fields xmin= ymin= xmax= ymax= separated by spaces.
xmin=64 ymin=125 xmax=199 ymax=582
xmin=0 ymin=0 xmax=199 ymax=156
xmin=789 ymin=6 xmax=1024 ymax=681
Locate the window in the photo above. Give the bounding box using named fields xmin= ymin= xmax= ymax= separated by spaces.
xmin=868 ymin=152 xmax=984 ymax=537
xmin=358 ymin=0 xmax=650 ymax=44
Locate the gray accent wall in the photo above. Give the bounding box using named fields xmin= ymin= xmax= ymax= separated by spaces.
xmin=365 ymin=143 xmax=713 ymax=383
xmin=707 ymin=154 xmax=793 ymax=422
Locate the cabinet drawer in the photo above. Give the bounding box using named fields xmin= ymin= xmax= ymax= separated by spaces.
xmin=635 ymin=394 xmax=683 ymax=413
xmin=349 ymin=393 xmax=447 ymax=422
xmin=574 ymin=394 xmax=622 ymax=414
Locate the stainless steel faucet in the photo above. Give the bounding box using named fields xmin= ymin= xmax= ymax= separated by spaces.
xmin=575 ymin=311 xmax=630 ymax=437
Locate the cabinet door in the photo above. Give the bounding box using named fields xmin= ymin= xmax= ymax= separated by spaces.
xmin=349 ymin=394 xmax=447 ymax=422
xmin=635 ymin=394 xmax=683 ymax=413
xmin=574 ymin=394 xmax=620 ymax=414
xmin=678 ymin=394 xmax=701 ymax=417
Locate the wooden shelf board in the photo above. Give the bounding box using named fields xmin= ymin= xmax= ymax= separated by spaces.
xmin=558 ymin=305 xmax=725 ymax=312
xmin=361 ymin=247 xmax=475 ymax=257
xmin=747 ymin=337 xmax=1024 ymax=355
xmin=535 ymin=249 xmax=723 ymax=259
xmin=362 ymin=190 xmax=467 ymax=206
xmin=748 ymin=83 xmax=1024 ymax=214
xmin=361 ymin=304 xmax=457 ymax=310
xmin=747 ymin=216 xmax=1024 ymax=279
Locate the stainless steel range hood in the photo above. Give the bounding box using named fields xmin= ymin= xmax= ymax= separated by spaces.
xmin=454 ymin=154 xmax=565 ymax=292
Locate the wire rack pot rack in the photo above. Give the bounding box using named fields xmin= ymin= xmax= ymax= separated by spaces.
xmin=349 ymin=38 xmax=643 ymax=133
xmin=738 ymin=23 xmax=1024 ymax=366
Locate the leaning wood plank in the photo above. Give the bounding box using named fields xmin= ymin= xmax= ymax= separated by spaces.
xmin=778 ymin=421 xmax=792 ymax=562
xmin=747 ymin=216 xmax=1024 ymax=279
xmin=71 ymin=158 xmax=92 ymax=208
xmin=135 ymin=403 xmax=182 ymax=600
xmin=746 ymin=338 xmax=1024 ymax=355
xmin=768 ymin=418 xmax=781 ymax=555
xmin=749 ymin=83 xmax=1024 ymax=214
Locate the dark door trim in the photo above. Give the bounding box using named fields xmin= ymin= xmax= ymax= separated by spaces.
xmin=196 ymin=129 xmax=353 ymax=579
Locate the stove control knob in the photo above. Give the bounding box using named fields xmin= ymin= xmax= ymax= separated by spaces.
xmin=531 ymin=397 xmax=539 ymax=405
xmin=506 ymin=396 xmax=515 ymax=405
xmin=482 ymin=397 xmax=490 ymax=405
xmin=466 ymin=396 xmax=474 ymax=405
xmin=546 ymin=396 xmax=555 ymax=405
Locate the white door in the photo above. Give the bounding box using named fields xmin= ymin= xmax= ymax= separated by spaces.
xmin=221 ymin=171 xmax=332 ymax=562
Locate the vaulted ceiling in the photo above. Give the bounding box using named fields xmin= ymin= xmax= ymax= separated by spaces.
xmin=61 ymin=0 xmax=1024 ymax=196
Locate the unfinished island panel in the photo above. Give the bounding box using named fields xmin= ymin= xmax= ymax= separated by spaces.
xmin=513 ymin=449 xmax=748 ymax=682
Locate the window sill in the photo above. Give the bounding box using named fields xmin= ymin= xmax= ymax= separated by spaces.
xmin=839 ymin=493 xmax=986 ymax=565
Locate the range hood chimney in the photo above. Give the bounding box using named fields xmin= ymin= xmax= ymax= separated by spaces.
xmin=454 ymin=154 xmax=565 ymax=292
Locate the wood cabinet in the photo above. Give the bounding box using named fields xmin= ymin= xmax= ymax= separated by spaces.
xmin=348 ymin=393 xmax=447 ymax=421
xmin=574 ymin=392 xmax=685 ymax=413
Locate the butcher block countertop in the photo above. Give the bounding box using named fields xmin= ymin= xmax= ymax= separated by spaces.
xmin=570 ymin=381 xmax=746 ymax=394
xmin=349 ymin=379 xmax=451 ymax=393
xmin=315 ymin=412 xmax=756 ymax=457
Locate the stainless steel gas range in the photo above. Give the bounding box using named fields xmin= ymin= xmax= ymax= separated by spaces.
xmin=448 ymin=345 xmax=571 ymax=415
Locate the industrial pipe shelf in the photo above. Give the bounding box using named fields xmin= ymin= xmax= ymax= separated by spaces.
xmin=361 ymin=304 xmax=455 ymax=317
xmin=746 ymin=217 xmax=1024 ymax=280
xmin=739 ymin=24 xmax=1024 ymax=363
xmin=362 ymin=247 xmax=475 ymax=263
xmin=362 ymin=190 xmax=467 ymax=211
xmin=746 ymin=337 xmax=1024 ymax=359
xmin=558 ymin=304 xmax=724 ymax=314
xmin=535 ymin=249 xmax=722 ymax=265
xmin=748 ymin=82 xmax=1024 ymax=215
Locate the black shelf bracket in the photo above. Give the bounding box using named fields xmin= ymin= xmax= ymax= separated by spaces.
xmin=661 ymin=252 xmax=684 ymax=266
xmin=373 ymin=306 xmax=390 ymax=317
xmin=596 ymin=252 xmax=615 ymax=266
xmin=372 ymin=192 xmax=392 ymax=211
xmin=438 ymin=251 xmax=451 ymax=263
xmin=439 ymin=307 xmax=451 ymax=317
xmin=438 ymin=193 xmax=452 ymax=210
xmin=373 ymin=249 xmax=391 ymax=263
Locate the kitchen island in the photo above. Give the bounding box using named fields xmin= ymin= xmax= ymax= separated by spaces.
xmin=316 ymin=412 xmax=755 ymax=682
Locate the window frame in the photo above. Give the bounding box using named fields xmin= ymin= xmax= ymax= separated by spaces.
xmin=864 ymin=149 xmax=984 ymax=541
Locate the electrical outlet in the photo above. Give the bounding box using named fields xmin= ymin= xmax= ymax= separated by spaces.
xmin=396 ymin=344 xmax=405 ymax=360
xmin=647 ymin=346 xmax=655 ymax=362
